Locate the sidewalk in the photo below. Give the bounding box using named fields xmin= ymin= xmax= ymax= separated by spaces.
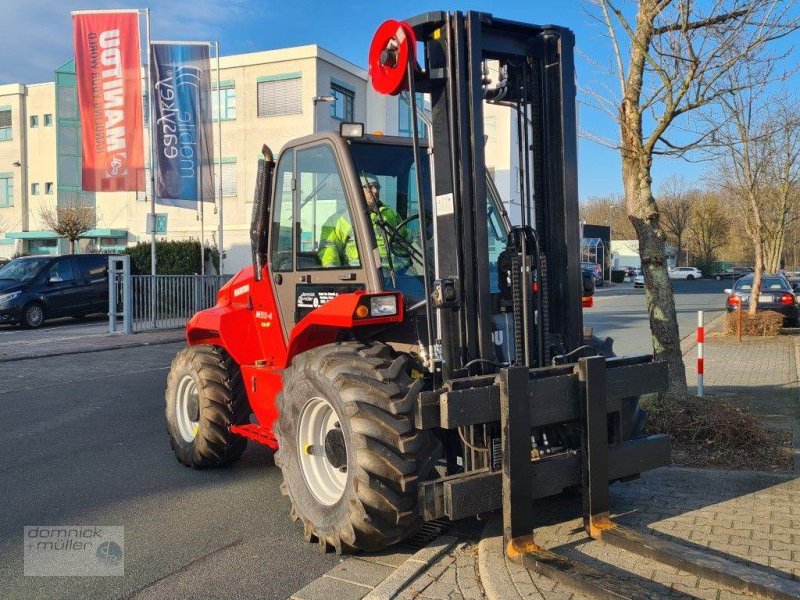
xmin=0 ymin=328 xmax=185 ymax=362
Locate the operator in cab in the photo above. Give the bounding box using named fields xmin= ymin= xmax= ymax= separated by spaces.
xmin=318 ymin=176 xmax=411 ymax=267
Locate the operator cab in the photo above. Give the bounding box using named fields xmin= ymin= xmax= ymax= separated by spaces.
xmin=264 ymin=128 xmax=510 ymax=345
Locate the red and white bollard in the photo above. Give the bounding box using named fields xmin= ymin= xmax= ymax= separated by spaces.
xmin=697 ymin=310 xmax=704 ymax=397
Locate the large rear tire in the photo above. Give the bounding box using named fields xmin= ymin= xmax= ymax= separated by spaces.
xmin=165 ymin=345 xmax=249 ymax=468
xmin=275 ymin=341 xmax=440 ymax=554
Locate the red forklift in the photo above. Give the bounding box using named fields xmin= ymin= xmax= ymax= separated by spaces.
xmin=164 ymin=11 xmax=799 ymax=599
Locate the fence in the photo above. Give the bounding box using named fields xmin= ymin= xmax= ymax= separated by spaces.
xmin=109 ymin=255 xmax=232 ymax=334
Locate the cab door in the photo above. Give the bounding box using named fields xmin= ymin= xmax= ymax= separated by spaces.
xmin=268 ymin=142 xmax=369 ymax=338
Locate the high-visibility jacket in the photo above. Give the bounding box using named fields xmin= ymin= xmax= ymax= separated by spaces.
xmin=318 ymin=205 xmax=408 ymax=267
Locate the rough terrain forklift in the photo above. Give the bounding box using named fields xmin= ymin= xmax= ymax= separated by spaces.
xmin=164 ymin=11 xmax=800 ymax=599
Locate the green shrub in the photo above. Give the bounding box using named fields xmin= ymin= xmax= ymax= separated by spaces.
xmin=124 ymin=240 xmax=220 ymax=275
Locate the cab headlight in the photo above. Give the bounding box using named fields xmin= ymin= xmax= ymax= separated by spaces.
xmin=0 ymin=291 xmax=22 ymax=305
xmin=369 ymin=295 xmax=397 ymax=317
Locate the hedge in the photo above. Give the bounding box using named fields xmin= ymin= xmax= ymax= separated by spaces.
xmin=124 ymin=240 xmax=220 ymax=275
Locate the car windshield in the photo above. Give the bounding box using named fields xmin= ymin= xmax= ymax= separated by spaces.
xmin=734 ymin=277 xmax=789 ymax=292
xmin=0 ymin=258 xmax=50 ymax=282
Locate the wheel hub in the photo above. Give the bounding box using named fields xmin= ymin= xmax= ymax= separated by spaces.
xmin=297 ymin=397 xmax=348 ymax=506
xmin=324 ymin=428 xmax=347 ymax=469
xmin=176 ymin=375 xmax=200 ymax=442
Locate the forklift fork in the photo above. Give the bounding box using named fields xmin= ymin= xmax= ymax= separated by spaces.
xmin=501 ymin=356 xmax=800 ymax=600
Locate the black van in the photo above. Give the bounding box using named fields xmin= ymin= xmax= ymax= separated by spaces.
xmin=0 ymin=254 xmax=115 ymax=328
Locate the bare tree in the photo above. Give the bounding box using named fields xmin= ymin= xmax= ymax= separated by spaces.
xmin=586 ymin=0 xmax=797 ymax=398
xmin=659 ymin=176 xmax=695 ymax=267
xmin=39 ymin=201 xmax=96 ymax=253
xmin=689 ymin=192 xmax=730 ymax=266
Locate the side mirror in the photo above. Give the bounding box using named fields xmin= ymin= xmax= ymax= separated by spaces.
xmin=48 ymin=275 xmax=63 ymax=283
xmin=724 ymin=288 xmax=732 ymax=294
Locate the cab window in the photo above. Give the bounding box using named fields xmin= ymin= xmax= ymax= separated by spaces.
xmin=296 ymin=144 xmax=359 ymax=270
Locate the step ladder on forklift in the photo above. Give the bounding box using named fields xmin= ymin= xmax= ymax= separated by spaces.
xmin=502 ymin=355 xmax=800 ymax=600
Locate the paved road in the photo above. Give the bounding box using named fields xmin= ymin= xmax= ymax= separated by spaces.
xmin=585 ymin=278 xmax=730 ymax=356
xmin=0 ymin=344 xmax=339 ymax=600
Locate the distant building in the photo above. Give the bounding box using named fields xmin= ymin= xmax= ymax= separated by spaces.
xmin=611 ymin=239 xmax=677 ymax=269
xmin=0 ymin=46 xmax=517 ymax=272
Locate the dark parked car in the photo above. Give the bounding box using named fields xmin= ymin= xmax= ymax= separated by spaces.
xmin=581 ymin=261 xmax=604 ymax=287
xmin=725 ymin=274 xmax=799 ymax=325
xmin=0 ymin=254 xmax=114 ymax=328
xmin=712 ymin=266 xmax=753 ymax=281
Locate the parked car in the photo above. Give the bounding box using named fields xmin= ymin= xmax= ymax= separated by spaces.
xmin=581 ymin=261 xmax=604 ymax=287
xmin=668 ymin=266 xmax=702 ymax=280
xmin=711 ymin=266 xmax=753 ymax=281
xmin=0 ymin=254 xmax=113 ymax=328
xmin=633 ymin=273 xmax=644 ymax=288
xmin=725 ymin=274 xmax=799 ymax=325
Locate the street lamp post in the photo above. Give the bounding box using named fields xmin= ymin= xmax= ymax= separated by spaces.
xmin=312 ymin=95 xmax=335 ymax=132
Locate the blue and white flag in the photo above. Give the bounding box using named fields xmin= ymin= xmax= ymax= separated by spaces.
xmin=150 ymin=43 xmax=215 ymax=208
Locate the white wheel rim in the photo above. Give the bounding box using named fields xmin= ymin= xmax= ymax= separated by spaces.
xmin=27 ymin=305 xmax=43 ymax=326
xmin=176 ymin=374 xmax=200 ymax=442
xmin=297 ymin=397 xmax=348 ymax=506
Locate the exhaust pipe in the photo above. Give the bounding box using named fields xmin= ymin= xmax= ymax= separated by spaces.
xmin=250 ymin=144 xmax=275 ymax=281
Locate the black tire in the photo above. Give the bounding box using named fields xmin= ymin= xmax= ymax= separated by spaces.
xmin=165 ymin=345 xmax=249 ymax=468
xmin=687 ymin=274 xmax=695 ymax=280
xmin=21 ymin=302 xmax=45 ymax=329
xmin=275 ymin=341 xmax=440 ymax=554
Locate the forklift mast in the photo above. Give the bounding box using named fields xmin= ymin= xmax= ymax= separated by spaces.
xmin=404 ymin=11 xmax=583 ymax=377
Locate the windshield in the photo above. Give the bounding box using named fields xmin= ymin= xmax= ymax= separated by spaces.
xmin=349 ymin=142 xmax=431 ymax=298
xmin=0 ymin=258 xmax=50 ymax=282
xmin=349 ymin=141 xmax=509 ymax=299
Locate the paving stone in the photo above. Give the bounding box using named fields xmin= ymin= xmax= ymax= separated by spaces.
xmin=324 ymin=558 xmax=394 ymax=588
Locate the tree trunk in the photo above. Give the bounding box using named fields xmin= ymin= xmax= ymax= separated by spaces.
xmin=69 ymin=238 xmax=75 ymax=254
xmin=748 ymin=197 xmax=765 ymax=315
xmin=623 ymin=160 xmax=688 ymax=399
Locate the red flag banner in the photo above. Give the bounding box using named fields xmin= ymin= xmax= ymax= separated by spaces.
xmin=72 ymin=11 xmax=145 ymax=192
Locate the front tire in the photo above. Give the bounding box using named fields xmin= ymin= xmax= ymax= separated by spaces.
xmin=165 ymin=345 xmax=249 ymax=468
xmin=21 ymin=303 xmax=45 ymax=329
xmin=275 ymin=341 xmax=440 ymax=554
xmin=687 ymin=274 xmax=695 ymax=280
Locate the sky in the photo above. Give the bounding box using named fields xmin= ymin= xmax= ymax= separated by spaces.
xmin=0 ymin=0 xmax=776 ymax=200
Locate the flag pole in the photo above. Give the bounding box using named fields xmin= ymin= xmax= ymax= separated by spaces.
xmin=215 ymin=41 xmax=224 ymax=276
xmin=144 ymin=8 xmax=158 ymax=327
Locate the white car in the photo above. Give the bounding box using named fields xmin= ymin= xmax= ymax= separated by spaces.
xmin=633 ymin=274 xmax=644 ymax=288
xmin=668 ymin=266 xmax=703 ymax=280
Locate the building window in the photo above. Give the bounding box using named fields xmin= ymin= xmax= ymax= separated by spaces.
xmin=257 ymin=74 xmax=302 ymax=117
xmin=0 ymin=175 xmax=12 ymax=207
xmin=398 ymin=94 xmax=427 ymax=138
xmin=217 ymin=161 xmax=237 ymax=197
xmin=44 ymin=113 xmax=53 ymax=127
xmin=0 ymin=108 xmax=11 ymax=141
xmin=28 ymin=239 xmax=57 ymax=255
xmin=330 ymin=83 xmax=354 ymax=121
xmin=212 ymin=83 xmax=236 ymax=120
xmin=30 ymin=115 xmax=38 ymax=128
xmin=31 ymin=183 xmax=39 ymax=195
xmin=45 ymin=182 xmax=53 ymax=195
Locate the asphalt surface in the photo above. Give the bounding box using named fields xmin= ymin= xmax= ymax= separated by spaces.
xmin=584 ymin=278 xmax=730 ymax=356
xmin=0 ymin=315 xmax=108 ymax=349
xmin=0 ymin=343 xmax=340 ymax=600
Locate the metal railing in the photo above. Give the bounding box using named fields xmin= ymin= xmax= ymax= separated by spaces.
xmin=109 ymin=256 xmax=232 ymax=333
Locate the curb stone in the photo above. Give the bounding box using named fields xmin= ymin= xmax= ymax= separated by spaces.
xmin=289 ymin=536 xmax=459 ymax=600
